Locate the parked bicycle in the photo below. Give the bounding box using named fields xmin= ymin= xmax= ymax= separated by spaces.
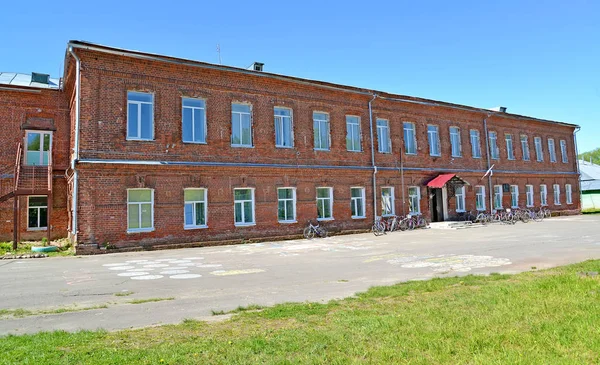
xmin=371 ymin=216 xmax=386 ymax=236
xmin=303 ymin=220 xmax=328 ymax=239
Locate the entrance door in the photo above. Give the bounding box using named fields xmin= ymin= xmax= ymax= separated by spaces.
xmin=431 ymin=188 xmax=444 ymax=222
xmin=26 ymin=131 xmax=51 ymax=166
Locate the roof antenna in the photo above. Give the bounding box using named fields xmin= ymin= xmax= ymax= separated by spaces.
xmin=216 ymin=43 xmax=222 ymax=65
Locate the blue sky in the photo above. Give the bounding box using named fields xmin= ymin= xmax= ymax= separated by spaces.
xmin=2 ymin=0 xmax=598 ymax=152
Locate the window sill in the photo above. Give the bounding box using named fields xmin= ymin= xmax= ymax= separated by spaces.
xmin=278 ymin=220 xmax=297 ymax=224
xmin=507 ymin=158 xmax=516 ymax=161
xmin=405 ymin=152 xmax=417 ymax=156
xmin=235 ymin=223 xmax=256 ymax=227
xmin=451 ymin=155 xmax=462 ymax=158
xmin=127 ymin=228 xmax=155 ymax=234
xmin=554 ymin=204 xmax=561 ymax=206
xmin=382 ymin=214 xmax=395 ymax=218
xmin=526 ymin=205 xmax=534 ymax=208
xmin=183 ymin=140 xmax=207 ymax=145
xmin=347 ymin=150 xmax=362 ymax=153
xmin=430 ymin=154 xmax=441 ymax=157
xmin=314 ymin=148 xmax=330 ymax=152
xmin=351 ymin=216 xmax=366 ymax=219
xmin=126 ymin=138 xmax=154 ymax=142
xmin=317 ymin=217 xmax=334 ymax=222
xmin=455 ymin=210 xmax=466 ymax=213
xmin=184 ymin=225 xmax=208 ymax=230
xmin=231 ymin=145 xmax=254 ymax=148
xmin=27 ymin=227 xmax=48 ymax=231
xmin=275 ymin=145 xmax=294 ymax=149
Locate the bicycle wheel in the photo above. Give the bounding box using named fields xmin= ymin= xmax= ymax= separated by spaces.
xmin=317 ymin=226 xmax=328 ymax=238
xmin=399 ymin=218 xmax=408 ymax=231
xmin=476 ymin=213 xmax=487 ymax=225
xmin=303 ymin=227 xmax=315 ymax=239
xmin=521 ymin=212 xmax=530 ymax=223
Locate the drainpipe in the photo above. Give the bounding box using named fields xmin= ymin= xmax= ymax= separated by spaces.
xmin=68 ymin=47 xmax=81 ymax=237
xmin=400 ymin=148 xmax=406 ymax=216
xmin=368 ymin=94 xmax=378 ymax=221
xmin=483 ymin=115 xmax=494 ymax=212
xmin=573 ymin=126 xmax=581 ymax=210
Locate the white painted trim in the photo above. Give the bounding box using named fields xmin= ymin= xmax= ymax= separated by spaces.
xmin=316 ymin=187 xmax=334 ymax=221
xmin=277 ymin=187 xmax=296 ymax=223
xmin=442 ymin=186 xmax=449 ymax=219
xmin=27 ymin=195 xmax=48 ymax=230
xmin=182 ymin=97 xmax=207 ymax=144
xmin=233 ymin=187 xmax=256 ymax=226
xmin=183 ymin=188 xmax=208 ymax=229
xmin=350 ymin=186 xmax=366 ymax=219
xmin=126 ymin=91 xmax=154 ymax=141
xmin=126 ymin=188 xmax=154 ymax=233
xmin=380 ymin=186 xmax=395 ymax=217
xmin=274 ymin=107 xmax=294 ymax=148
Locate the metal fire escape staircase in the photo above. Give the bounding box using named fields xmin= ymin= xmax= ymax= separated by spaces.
xmin=0 ymin=143 xmax=53 ymax=247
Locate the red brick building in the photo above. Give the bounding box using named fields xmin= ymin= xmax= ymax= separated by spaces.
xmin=0 ymin=41 xmax=581 ymax=251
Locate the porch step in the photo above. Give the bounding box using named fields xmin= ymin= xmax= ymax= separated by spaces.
xmin=429 ymin=221 xmax=485 ymax=230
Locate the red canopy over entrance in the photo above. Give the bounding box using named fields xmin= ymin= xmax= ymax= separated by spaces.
xmin=427 ymin=173 xmax=456 ymax=188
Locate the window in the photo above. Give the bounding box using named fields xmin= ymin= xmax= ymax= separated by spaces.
xmin=470 ymin=130 xmax=481 ymax=158
xmin=182 ymin=98 xmax=206 ymax=143
xmin=427 ymin=125 xmax=440 ymax=156
xmin=184 ymin=189 xmax=207 ymax=229
xmin=526 ymin=185 xmax=534 ymax=207
xmin=313 ymin=112 xmax=330 ymax=150
xmin=548 ymin=139 xmax=557 ymax=162
xmin=540 ymin=185 xmax=548 ymax=206
xmin=278 ymin=188 xmax=296 ymax=222
xmin=560 ymin=140 xmax=568 ymax=163
xmin=510 ymin=185 xmax=519 ymax=208
xmin=25 ymin=131 xmax=51 ymax=166
xmin=28 ymin=196 xmax=47 ymax=230
xmin=346 ymin=116 xmax=361 ymax=152
xmin=408 ymin=187 xmax=421 ymax=214
xmin=403 ymin=122 xmax=416 ymax=154
xmin=234 ymin=188 xmax=255 ymax=225
xmin=450 ymin=127 xmax=462 ymax=157
xmin=316 ymin=187 xmax=333 ymax=220
xmin=553 ymin=184 xmax=560 ymax=205
xmin=475 ymin=186 xmax=486 ymax=211
xmin=274 ymin=107 xmax=293 ymax=148
xmin=505 ymin=134 xmax=515 ymax=160
xmin=520 ymin=135 xmax=530 ymax=161
xmin=376 ymin=119 xmax=391 ymax=153
xmin=489 ymin=131 xmax=499 ymax=159
xmin=493 ymin=185 xmax=503 ymax=210
xmin=350 ymin=187 xmax=366 ymax=219
xmin=127 ymin=189 xmax=154 ymax=232
xmin=565 ymin=184 xmax=572 ymax=204
xmin=455 ymin=186 xmax=466 ymax=212
xmin=127 ymin=91 xmax=153 ymax=140
xmin=534 ymin=137 xmax=544 ymax=161
xmin=231 ymin=103 xmax=252 ymax=147
xmin=381 ymin=187 xmax=395 ymax=216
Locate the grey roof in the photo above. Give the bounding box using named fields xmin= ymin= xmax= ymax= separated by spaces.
xmin=579 ymin=160 xmax=600 ymax=191
xmin=0 ymin=72 xmax=60 ymax=89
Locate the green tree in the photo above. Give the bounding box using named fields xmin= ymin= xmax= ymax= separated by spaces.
xmin=579 ymin=147 xmax=600 ymax=164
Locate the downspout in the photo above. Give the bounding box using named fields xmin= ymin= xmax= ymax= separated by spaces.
xmin=573 ymin=126 xmax=581 ymax=210
xmin=368 ymin=94 xmax=378 ymax=221
xmin=483 ymin=115 xmax=493 ymax=212
xmin=400 ymin=148 xmax=406 ymax=215
xmin=68 ymin=47 xmax=81 ymax=237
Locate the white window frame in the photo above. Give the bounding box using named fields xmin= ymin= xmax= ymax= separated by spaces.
xmin=184 ymin=188 xmax=208 ymax=229
xmin=475 ymin=186 xmax=486 ymax=211
xmin=505 ymin=134 xmax=515 ymax=160
xmin=548 ymin=138 xmax=557 ymax=163
xmin=470 ymin=130 xmax=481 ymax=158
xmin=25 ymin=130 xmax=52 ymax=166
xmin=376 ymin=118 xmax=391 ymax=153
xmin=127 ymin=188 xmax=154 ymax=233
xmin=540 ymin=184 xmax=548 ymax=206
xmin=427 ymin=125 xmax=440 ymax=156
xmin=553 ymin=184 xmax=561 ymax=205
xmin=560 ymin=140 xmax=568 ymax=163
xmin=489 ymin=131 xmax=499 ymax=160
xmin=381 ymin=187 xmax=395 ymax=217
xmin=408 ymin=186 xmax=421 ymax=214
xmin=510 ymin=185 xmax=519 ymax=208
xmin=127 ymin=91 xmax=154 ymax=141
xmin=526 ymin=185 xmax=534 ymax=207
xmin=565 ymin=184 xmax=572 ymax=204
xmin=27 ymin=195 xmax=48 ymax=230
xmin=316 ymin=187 xmax=334 ymax=221
xmin=455 ymin=186 xmax=466 ymax=212
xmin=231 ymin=103 xmax=253 ymax=147
xmin=313 ymin=112 xmax=331 ymax=151
xmin=346 ymin=115 xmax=362 ymax=152
xmin=450 ymin=126 xmax=462 ymax=157
xmin=182 ymin=97 xmax=207 ymax=144
xmin=350 ymin=187 xmax=366 ymax=219
xmin=403 ymin=122 xmax=417 ymax=155
xmin=520 ymin=135 xmax=530 ymax=161
xmin=274 ymin=107 xmax=294 ymax=148
xmin=493 ymin=185 xmax=503 ymax=210
xmin=234 ymin=188 xmax=256 ymax=226
xmin=534 ymin=137 xmax=544 ymax=162
xmin=277 ymin=187 xmax=297 ymax=223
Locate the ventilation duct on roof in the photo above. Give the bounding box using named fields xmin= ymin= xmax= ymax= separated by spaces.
xmin=31 ymin=72 xmax=50 ymax=84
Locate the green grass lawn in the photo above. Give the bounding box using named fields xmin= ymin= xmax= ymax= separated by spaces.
xmin=1 ymin=261 xmax=600 ymax=364
xmin=0 ymin=240 xmax=74 ymax=257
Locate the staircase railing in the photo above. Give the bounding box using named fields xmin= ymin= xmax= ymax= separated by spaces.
xmin=14 ymin=143 xmax=22 ymax=191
